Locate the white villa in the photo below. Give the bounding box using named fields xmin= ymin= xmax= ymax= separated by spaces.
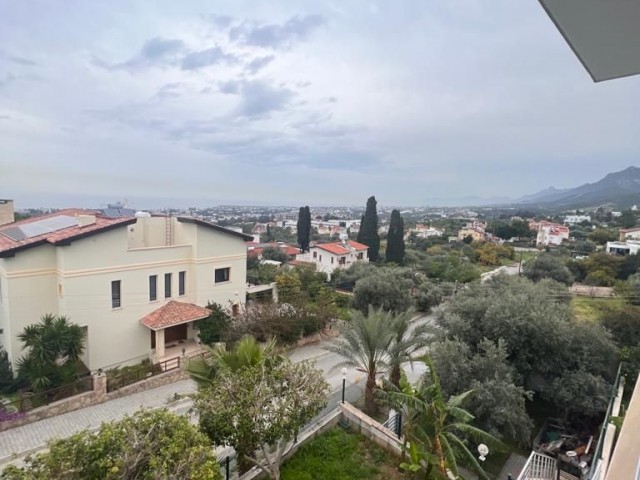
xmin=296 ymin=239 xmax=368 ymax=276
xmin=0 ymin=204 xmax=251 ymax=372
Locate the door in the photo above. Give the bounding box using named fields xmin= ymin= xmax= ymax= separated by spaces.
xmin=164 ymin=323 xmax=188 ymax=345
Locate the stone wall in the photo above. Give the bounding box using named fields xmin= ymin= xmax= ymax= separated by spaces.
xmin=0 ymin=368 xmax=190 ymax=432
xmin=338 ymin=402 xmax=403 ymax=456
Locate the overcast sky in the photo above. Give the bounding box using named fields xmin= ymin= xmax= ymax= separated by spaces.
xmin=1 ymin=1 xmax=639 ymax=208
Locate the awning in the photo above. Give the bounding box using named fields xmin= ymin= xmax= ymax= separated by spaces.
xmin=140 ymin=300 xmax=211 ymax=331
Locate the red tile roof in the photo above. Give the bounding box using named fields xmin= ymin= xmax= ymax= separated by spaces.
xmin=0 ymin=209 xmax=135 ymax=257
xmin=315 ymin=240 xmax=369 ymax=255
xmin=140 ymin=300 xmax=211 ymax=331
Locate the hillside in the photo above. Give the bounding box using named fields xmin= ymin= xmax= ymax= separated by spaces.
xmin=517 ymin=166 xmax=640 ymax=209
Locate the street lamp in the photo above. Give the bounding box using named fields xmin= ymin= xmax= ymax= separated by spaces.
xmin=478 ymin=444 xmax=489 ymax=462
xmin=341 ymin=367 xmax=347 ymax=404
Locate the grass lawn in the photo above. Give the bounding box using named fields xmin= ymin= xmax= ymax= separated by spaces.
xmin=571 ymin=296 xmax=623 ymax=323
xmin=280 ymin=427 xmax=406 ymax=480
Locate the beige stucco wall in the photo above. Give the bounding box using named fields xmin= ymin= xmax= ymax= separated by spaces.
xmin=0 ymin=218 xmax=248 ymax=372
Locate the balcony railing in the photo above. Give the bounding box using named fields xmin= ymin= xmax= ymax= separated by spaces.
xmin=517 ymin=452 xmax=557 ymax=480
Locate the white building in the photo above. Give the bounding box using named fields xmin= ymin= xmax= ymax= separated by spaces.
xmin=563 ymin=215 xmax=591 ymax=225
xmin=296 ymin=239 xmax=368 ymax=276
xmin=606 ymin=240 xmax=640 ymax=256
xmin=529 ymin=221 xmax=570 ymax=247
xmin=0 ymin=208 xmax=251 ymax=372
xmin=618 ymin=226 xmax=640 ymax=241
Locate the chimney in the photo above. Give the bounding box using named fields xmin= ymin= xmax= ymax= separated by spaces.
xmin=76 ymin=214 xmax=97 ymax=227
xmin=0 ymin=199 xmax=15 ymax=226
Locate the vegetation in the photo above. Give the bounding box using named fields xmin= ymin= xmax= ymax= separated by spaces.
xmin=1 ymin=409 xmax=222 ymax=480
xmin=352 ymin=268 xmax=413 ymax=314
xmin=280 ymin=428 xmax=404 ymax=480
xmin=194 ymin=356 xmax=329 ymax=478
xmin=437 ymin=275 xmax=617 ymax=419
xmin=194 ymin=302 xmax=231 ymax=345
xmin=0 ymin=347 xmax=15 ymax=394
xmin=16 ymin=314 xmax=86 ymax=392
xmin=357 ymin=196 xmax=381 ymax=262
xmin=297 ymin=206 xmax=311 ymax=253
xmin=386 ymin=209 xmax=405 ymax=265
xmin=383 ymin=360 xmax=503 ymax=480
xmin=523 ymin=252 xmax=573 ymax=285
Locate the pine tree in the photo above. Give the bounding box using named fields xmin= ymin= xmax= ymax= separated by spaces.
xmin=357 ymin=196 xmax=380 ymax=262
xmin=296 ymin=206 xmax=311 ymax=253
xmin=386 ymin=209 xmax=405 ymax=264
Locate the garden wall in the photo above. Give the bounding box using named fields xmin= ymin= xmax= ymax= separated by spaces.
xmin=0 ymin=368 xmax=190 ymax=432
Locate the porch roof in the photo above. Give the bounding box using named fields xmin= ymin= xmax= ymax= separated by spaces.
xmin=140 ymin=300 xmax=210 ymax=331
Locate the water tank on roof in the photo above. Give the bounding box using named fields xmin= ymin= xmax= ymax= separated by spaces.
xmin=135 ymin=211 xmax=151 ymax=218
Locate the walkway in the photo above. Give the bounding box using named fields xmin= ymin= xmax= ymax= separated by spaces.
xmin=497 ymin=453 xmax=528 ymax=480
xmin=0 ymin=379 xmax=196 ymax=464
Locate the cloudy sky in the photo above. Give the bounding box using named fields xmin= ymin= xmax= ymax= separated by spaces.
xmin=1 ymin=1 xmax=639 ymax=208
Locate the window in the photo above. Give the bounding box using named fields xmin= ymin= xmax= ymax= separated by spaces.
xmin=331 ymin=257 xmax=334 ymax=264
xmin=179 ymin=271 xmax=186 ymax=296
xmin=164 ymin=273 xmax=172 ymax=298
xmin=215 ymin=267 xmax=230 ymax=283
xmin=111 ymin=280 xmax=121 ymax=308
xmin=313 ymin=251 xmax=317 ymax=259
xmin=149 ymin=275 xmax=157 ymax=301
xmin=357 ymin=252 xmax=364 ymax=260
xmin=339 ymin=257 xmax=346 ymax=265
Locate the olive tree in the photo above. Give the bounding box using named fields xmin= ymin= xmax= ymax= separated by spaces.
xmin=194 ymin=359 xmax=329 ymax=479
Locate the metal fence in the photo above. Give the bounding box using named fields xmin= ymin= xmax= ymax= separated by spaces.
xmin=1 ymin=375 xmax=94 ymax=416
xmin=106 ymin=357 xmax=181 ymax=392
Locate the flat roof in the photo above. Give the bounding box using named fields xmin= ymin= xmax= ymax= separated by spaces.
xmin=539 ymin=0 xmax=640 ymax=82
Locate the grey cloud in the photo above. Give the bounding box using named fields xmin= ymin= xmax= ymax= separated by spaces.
xmin=154 ymin=82 xmax=183 ymax=99
xmin=219 ymin=80 xmax=240 ymax=94
xmin=180 ymin=46 xmax=237 ymax=70
xmin=245 ymin=55 xmax=275 ymax=74
xmin=0 ymin=114 xmax=10 ymax=120
xmin=234 ymin=80 xmax=296 ymax=118
xmin=9 ymin=56 xmax=37 ymax=66
xmin=229 ymin=14 xmax=325 ymax=49
xmin=98 ymin=37 xmax=186 ymax=72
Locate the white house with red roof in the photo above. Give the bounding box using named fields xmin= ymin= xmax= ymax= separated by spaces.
xmin=295 ymin=239 xmax=369 ymax=276
xmin=0 ymin=204 xmax=251 ymax=372
xmin=529 ymin=220 xmax=570 ymax=246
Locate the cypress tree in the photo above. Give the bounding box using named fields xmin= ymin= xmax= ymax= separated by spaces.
xmin=297 ymin=206 xmax=311 ymax=252
xmin=386 ymin=209 xmax=405 ymax=264
xmin=357 ymin=196 xmax=380 ymax=262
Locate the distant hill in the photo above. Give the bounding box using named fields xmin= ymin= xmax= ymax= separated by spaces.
xmin=517 ymin=166 xmax=640 ymax=209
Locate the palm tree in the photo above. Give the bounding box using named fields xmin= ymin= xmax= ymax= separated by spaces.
xmin=186 ymin=336 xmax=282 ymax=387
xmin=325 ymin=306 xmax=395 ymax=413
xmin=17 ymin=314 xmax=86 ymax=392
xmin=383 ymin=356 xmax=504 ymax=480
xmin=388 ymin=309 xmax=432 ymax=388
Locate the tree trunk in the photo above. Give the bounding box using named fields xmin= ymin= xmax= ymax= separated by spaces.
xmin=390 ymin=364 xmax=401 ymax=389
xmin=365 ymin=372 xmax=377 ymax=414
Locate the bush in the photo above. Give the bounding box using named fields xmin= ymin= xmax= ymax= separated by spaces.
xmin=0 ymin=347 xmax=16 ymax=394
xmin=194 ymin=303 xmax=231 ymax=345
xmin=413 ymin=281 xmax=444 ymax=312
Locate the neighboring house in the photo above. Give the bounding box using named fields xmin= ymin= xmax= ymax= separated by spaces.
xmin=0 ymin=207 xmax=251 ymax=372
xmin=457 ymin=221 xmax=486 ymax=242
xmin=618 ymin=226 xmax=640 ymax=241
xmin=296 ymin=240 xmax=368 ymax=276
xmin=563 ymin=215 xmax=591 ymax=225
xmin=529 ymin=220 xmax=570 ymax=246
xmin=606 ymin=240 xmax=640 ymax=256
xmin=408 ymin=224 xmax=444 ymax=239
xmin=246 ymin=242 xmax=301 ymax=261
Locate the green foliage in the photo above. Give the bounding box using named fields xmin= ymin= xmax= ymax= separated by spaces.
xmin=523 ymin=252 xmax=574 ymax=285
xmin=194 ymin=302 xmax=231 ymax=345
xmin=385 ymin=209 xmax=405 ymax=265
xmin=262 ymin=246 xmax=288 ymax=263
xmin=620 ymin=346 xmax=640 ymax=385
xmin=617 ymin=209 xmax=637 ymax=228
xmin=470 ymin=242 xmax=515 ymax=267
xmin=280 ymin=428 xmax=398 ymax=480
xmin=326 ymin=307 xmax=396 ymax=413
xmin=420 ymin=250 xmax=480 ymax=283
xmin=0 ymin=347 xmax=16 ymax=394
xmin=627 ymin=273 xmax=640 ymax=305
xmin=352 ymin=267 xmax=413 ymax=314
xmin=438 ymin=276 xmax=617 ymax=417
xmin=17 ymin=314 xmax=86 ymax=392
xmin=247 ymin=262 xmax=279 ymax=285
xmin=331 ymin=262 xmax=379 ymax=290
xmin=195 ymin=358 xmax=329 ymax=477
xmin=382 ymin=359 xmax=504 ymax=480
xmin=297 ymin=206 xmax=311 ymax=253
xmin=489 ymin=219 xmax=535 ymax=240
xmin=275 ymin=271 xmax=302 ymax=304
xmin=429 ymin=339 xmax=534 ymax=445
xmin=0 ymin=409 xmax=222 ymax=480
xmin=413 ymin=280 xmax=445 ymax=312
xmin=588 ymin=228 xmax=618 ymax=245
xmin=357 ymin=196 xmax=381 ymax=262
xmin=619 ymin=253 xmax=640 ymax=280
xmin=600 ymin=305 xmax=640 ymax=348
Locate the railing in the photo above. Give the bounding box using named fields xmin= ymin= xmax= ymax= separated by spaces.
xmin=0 ymin=375 xmax=94 ymax=417
xmin=588 ymin=363 xmax=624 ymax=479
xmin=106 ymin=357 xmax=181 ymax=392
xmin=517 ymin=451 xmax=557 ymax=480
xmin=382 ymin=411 xmax=403 ymax=438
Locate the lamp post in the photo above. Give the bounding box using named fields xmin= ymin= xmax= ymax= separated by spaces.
xmin=341 ymin=367 xmax=347 ymax=404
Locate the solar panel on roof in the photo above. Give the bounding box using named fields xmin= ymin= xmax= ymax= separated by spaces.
xmin=0 ymin=215 xmax=78 ymax=242
xmin=0 ymin=226 xmax=27 ymax=242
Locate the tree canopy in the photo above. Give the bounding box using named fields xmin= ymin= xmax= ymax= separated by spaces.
xmin=357 ymin=196 xmax=380 ymax=262
xmin=385 ymin=209 xmax=405 ymax=265
xmin=1 ymin=409 xmax=222 ymax=480
xmin=523 ymin=252 xmax=574 ymax=285
xmin=352 ymin=267 xmax=413 ymax=314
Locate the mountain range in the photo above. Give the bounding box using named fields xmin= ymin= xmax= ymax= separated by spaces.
xmin=515 ymin=166 xmax=640 ymax=209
